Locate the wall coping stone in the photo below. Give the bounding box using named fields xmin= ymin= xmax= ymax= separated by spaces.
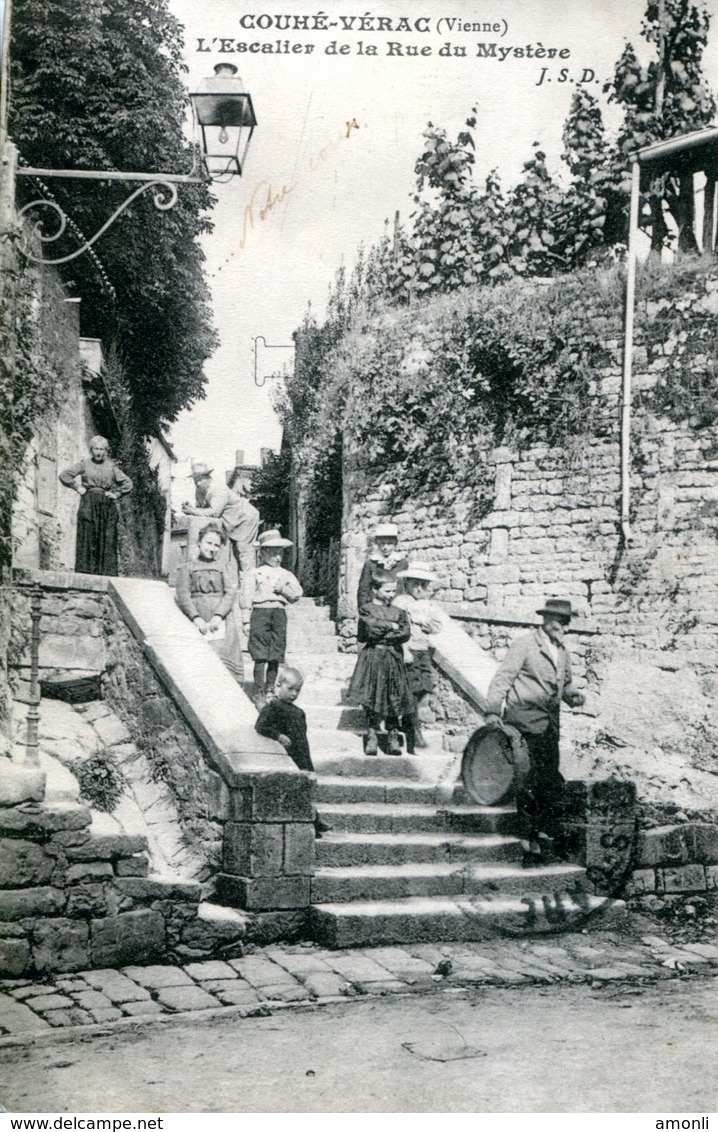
xmin=0 ymin=766 xmax=47 ymax=806
xmin=12 ymin=569 xmax=109 ymax=593
xmin=446 ymin=603 xmax=600 ymax=634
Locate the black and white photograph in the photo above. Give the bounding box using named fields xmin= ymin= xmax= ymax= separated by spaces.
xmin=0 ymin=0 xmax=717 ymax=1117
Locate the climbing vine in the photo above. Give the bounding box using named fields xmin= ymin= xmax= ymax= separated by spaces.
xmin=284 ymin=258 xmax=718 ymax=519
xmin=0 ymin=234 xmax=77 ymax=571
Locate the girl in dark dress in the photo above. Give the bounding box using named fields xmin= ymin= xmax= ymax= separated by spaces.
xmin=59 ymin=435 xmax=132 ymax=575
xmin=175 ymin=524 xmax=244 ymax=682
xmin=348 ymin=574 xmax=415 ymax=756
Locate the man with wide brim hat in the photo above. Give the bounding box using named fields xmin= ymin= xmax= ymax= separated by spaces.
xmin=485 ymin=597 xmax=585 ymax=866
xmin=182 ymin=460 xmax=260 ymax=584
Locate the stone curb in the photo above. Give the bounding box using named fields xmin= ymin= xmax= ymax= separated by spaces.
xmin=0 ymin=995 xmax=355 ymax=1051
xmin=1 ymin=934 xmax=716 ymax=1046
xmin=3 ymin=966 xmax=715 ymax=1051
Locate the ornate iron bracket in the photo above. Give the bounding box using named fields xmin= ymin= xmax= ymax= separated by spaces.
xmin=15 ymin=161 xmax=205 ymax=266
xmin=17 ymin=180 xmax=180 ymax=265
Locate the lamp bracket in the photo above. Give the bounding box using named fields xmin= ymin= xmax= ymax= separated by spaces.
xmin=252 ymin=335 xmax=294 ymax=387
xmin=16 ymin=177 xmax=190 ymax=265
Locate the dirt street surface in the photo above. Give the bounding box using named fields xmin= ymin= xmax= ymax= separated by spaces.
xmin=0 ymin=977 xmax=715 ymax=1113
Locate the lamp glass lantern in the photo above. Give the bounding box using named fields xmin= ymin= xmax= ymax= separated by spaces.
xmin=190 ymin=63 xmax=257 ymax=178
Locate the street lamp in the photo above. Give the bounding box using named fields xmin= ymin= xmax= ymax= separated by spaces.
xmin=0 ymin=0 xmax=257 ymax=266
xmin=190 ymin=64 xmax=257 ymax=180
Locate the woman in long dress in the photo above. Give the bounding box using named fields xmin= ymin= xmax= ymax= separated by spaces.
xmin=59 ymin=435 xmax=132 ymax=576
xmin=175 ymin=523 xmax=244 ymax=683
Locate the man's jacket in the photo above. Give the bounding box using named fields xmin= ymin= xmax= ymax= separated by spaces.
xmin=196 ymin=481 xmax=259 ymax=546
xmin=486 ymin=629 xmax=579 ymax=735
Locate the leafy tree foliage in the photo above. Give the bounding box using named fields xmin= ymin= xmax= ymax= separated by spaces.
xmin=607 ymin=0 xmax=716 ymax=251
xmin=9 ymin=0 xmax=217 ymax=429
xmin=279 ymin=0 xmax=717 ymax=574
xmin=341 ymin=0 xmax=717 ymax=311
xmin=248 ymin=449 xmax=291 ymax=534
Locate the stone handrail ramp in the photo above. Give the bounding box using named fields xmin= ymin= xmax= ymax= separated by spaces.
xmin=107 ymin=578 xmax=315 ymax=918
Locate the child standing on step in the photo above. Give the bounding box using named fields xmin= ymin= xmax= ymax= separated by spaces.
xmin=348 ymin=573 xmax=416 ymax=756
xmin=245 ymin=529 xmax=302 ymax=707
xmin=356 ymin=522 xmax=408 ymax=613
xmin=394 ymin=562 xmax=444 ymax=750
xmin=255 ymin=666 xmax=331 ymax=837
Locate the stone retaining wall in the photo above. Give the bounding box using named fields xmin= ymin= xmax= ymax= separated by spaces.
xmin=330 ymin=283 xmax=718 ymax=780
xmin=107 ymin=577 xmax=315 ymax=926
xmin=0 ymin=764 xmax=223 ymax=978
xmin=627 ymin=823 xmax=718 ymax=897
xmin=102 ymin=606 xmax=225 ymax=876
xmin=335 ymin=281 xmax=718 ymax=673
xmin=5 ymin=572 xmax=316 ymax=953
xmin=10 ymin=572 xmax=109 ymax=700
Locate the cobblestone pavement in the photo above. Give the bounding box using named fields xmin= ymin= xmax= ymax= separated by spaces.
xmin=1 ymin=931 xmax=716 ymax=1045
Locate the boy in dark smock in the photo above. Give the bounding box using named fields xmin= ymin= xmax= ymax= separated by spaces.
xmin=255 ymin=667 xmax=313 ymax=772
xmin=255 ymin=667 xmax=330 ymax=836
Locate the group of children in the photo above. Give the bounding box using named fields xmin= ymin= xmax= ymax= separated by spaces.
xmin=175 ymin=524 xmax=304 ymax=703
xmin=349 ymin=522 xmax=443 ymax=756
xmin=177 ymin=517 xmax=444 ymax=810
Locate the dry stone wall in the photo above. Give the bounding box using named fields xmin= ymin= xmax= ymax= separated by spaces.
xmin=102 ymin=606 xmax=225 ymax=876
xmin=0 ymin=763 xmax=211 ymax=979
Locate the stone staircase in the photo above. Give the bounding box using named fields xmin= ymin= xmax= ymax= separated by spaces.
xmin=279 ymin=598 xmax=617 ymax=948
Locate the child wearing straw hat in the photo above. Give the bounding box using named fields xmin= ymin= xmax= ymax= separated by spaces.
xmin=394 ymin=562 xmax=444 ymax=749
xmin=246 ymin=529 xmax=303 ymax=706
xmin=356 ymin=522 xmax=408 ymax=613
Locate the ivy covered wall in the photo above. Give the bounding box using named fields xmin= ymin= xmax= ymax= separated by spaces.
xmin=288 ymin=260 xmax=718 ymax=679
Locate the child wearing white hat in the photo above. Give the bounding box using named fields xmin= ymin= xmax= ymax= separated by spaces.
xmin=394 ymin=563 xmax=445 ymax=749
xmin=245 ymin=530 xmax=303 ymax=706
xmin=356 ymin=521 xmax=408 ymax=613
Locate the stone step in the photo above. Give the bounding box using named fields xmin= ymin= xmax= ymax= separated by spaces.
xmin=296 ymin=681 xmax=352 ymax=707
xmin=439 ymin=805 xmax=518 ymax=834
xmin=318 ymin=802 xmax=444 ymax=834
xmin=286 ymin=618 xmax=337 ymax=638
xmin=317 ymin=802 xmax=517 ymax=836
xmin=289 ymin=609 xmax=332 ymax=624
xmin=311 ymin=750 xmax=452 ymax=780
xmin=311 ymin=860 xmax=586 ymax=904
xmin=296 ymin=598 xmax=331 ymax=614
xmin=315 ymin=776 xmax=441 ymax=804
xmin=285 ymin=634 xmax=340 ymax=656
xmin=288 ymin=653 xmax=356 ymax=679
xmin=316 ymin=831 xmax=522 ymax=867
xmin=310 ymin=892 xmax=626 ymax=948
xmin=307 ymin=704 xmax=368 ymax=730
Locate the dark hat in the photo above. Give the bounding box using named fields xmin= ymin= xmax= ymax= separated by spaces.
xmin=536 ymin=598 xmax=573 ymax=621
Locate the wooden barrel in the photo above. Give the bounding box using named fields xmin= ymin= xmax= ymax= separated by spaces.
xmin=461 ymin=722 xmax=530 ymax=806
